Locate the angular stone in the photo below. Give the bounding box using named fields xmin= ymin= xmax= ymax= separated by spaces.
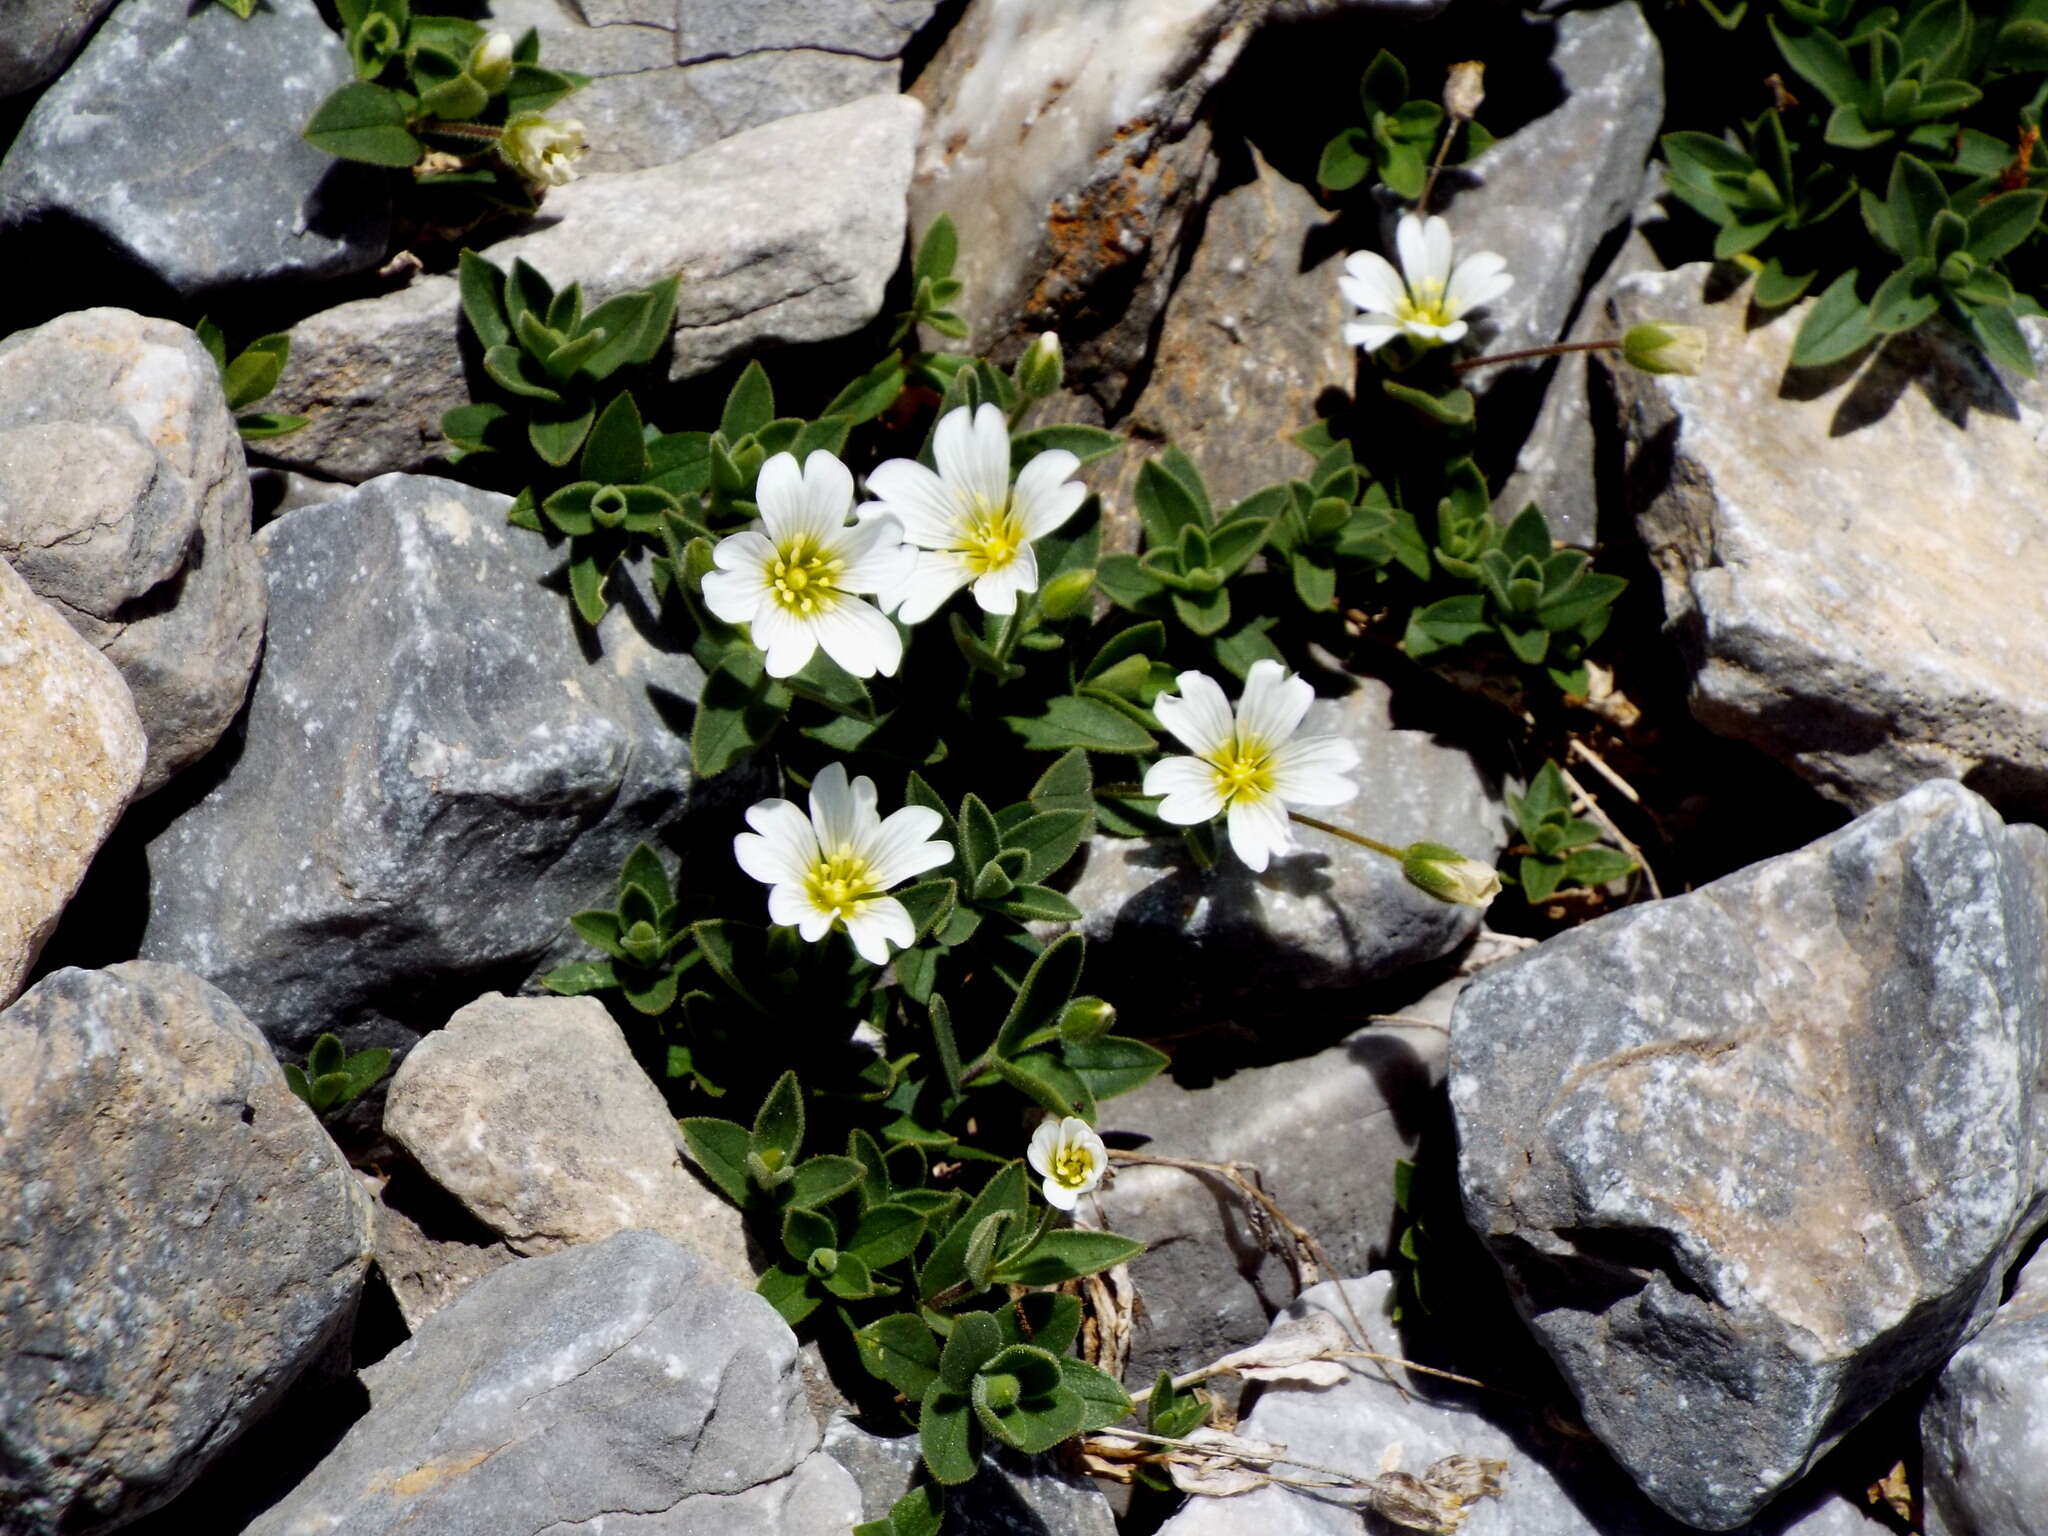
xmin=1921 ymin=1246 xmax=2048 ymax=1536
xmin=0 ymin=0 xmax=117 ymax=97
xmin=908 ymin=0 xmax=1243 ymax=412
xmin=1451 ymin=779 xmax=2048 ymax=1529
xmin=261 ymin=94 xmax=921 ymax=482
xmin=246 ymin=1230 xmax=862 ymax=1536
xmin=676 ymin=0 xmax=940 ymax=60
xmin=0 ymin=308 xmax=264 ymax=795
xmin=823 ymin=1416 xmax=1117 ymax=1535
xmin=0 ymin=0 xmax=389 ymax=297
xmin=384 ymin=992 xmax=753 ymax=1276
xmin=0 ymin=560 xmax=144 ymax=1005
xmin=138 ymin=474 xmax=705 ymax=1055
xmin=1056 ymin=674 xmax=1505 ymax=1012
xmin=1611 ymin=263 xmax=2048 ymax=820
xmin=361 ymin=1170 xmax=517 ymax=1335
xmin=0 ymin=962 xmax=373 ymax=1535
xmin=1089 ymin=1007 xmax=1448 ymax=1386
xmin=1153 ymin=1275 xmax=1893 ymax=1536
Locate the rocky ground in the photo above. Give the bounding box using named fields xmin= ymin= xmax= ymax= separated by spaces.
xmin=4 ymin=2 xmax=2047 ymax=1535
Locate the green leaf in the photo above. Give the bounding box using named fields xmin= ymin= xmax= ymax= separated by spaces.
xmin=1884 ymin=154 xmax=1949 ymax=264
xmin=1006 ymin=695 xmax=1156 ymax=754
xmin=752 ymin=1069 xmax=805 ymax=1166
xmin=541 ymin=959 xmax=617 ymax=996
xmin=580 ymin=286 xmax=671 ymax=381
xmin=721 ymin=360 xmax=775 ymax=442
xmin=1770 ymin=18 xmax=1864 ymax=108
xmin=1967 ymin=191 xmax=2046 ymax=263
xmin=529 ymin=400 xmax=596 ymax=468
xmin=1134 ymin=457 xmax=1206 ymax=548
xmin=994 ymin=1052 xmax=1095 ymax=1120
xmin=692 ymin=650 xmax=790 ymax=778
xmin=1010 ymin=424 xmax=1122 ymax=465
xmin=1790 ymin=270 xmax=1877 ymax=366
xmin=915 ymin=214 xmax=959 ymax=285
xmin=566 ymin=551 xmax=610 ymax=627
xmin=991 ymin=1230 xmax=1146 ymax=1287
xmin=856 ymin=1485 xmax=944 ymax=1536
xmin=919 ymin=1393 xmax=978 ymax=1485
xmin=855 ymin=1313 xmax=943 ymax=1400
xmin=822 ymin=355 xmax=907 ymax=424
xmin=679 ymin=1116 xmax=752 ymax=1206
xmin=1029 ymin=748 xmax=1094 ymax=814
xmin=580 ymin=391 xmax=648 ymax=485
xmin=938 ymin=1311 xmax=1004 ymax=1391
xmin=1381 ymin=378 xmax=1475 ymax=426
xmin=303 ymin=82 xmax=422 ymax=166
xmin=757 ymin=1264 xmax=824 ymax=1326
xmin=1317 ymin=126 xmax=1375 ymax=191
xmin=1561 ymin=846 xmax=1638 ymax=886
xmin=455 ymin=250 xmax=512 ymax=350
xmin=787 ymin=1154 xmax=866 ymax=1210
xmin=921 ymin=1162 xmax=1028 ymax=1303
xmin=1963 ymin=297 xmax=2037 ymax=376
xmin=222 ymin=334 xmax=289 ymax=410
xmin=1867 ymin=261 xmax=1938 ymax=332
xmin=236 ymin=412 xmax=311 ymax=442
xmin=1062 ymin=1035 xmax=1169 ymax=1101
xmin=996 ymin=1292 xmax=1084 ymax=1355
xmin=995 ymin=932 xmax=1085 ymax=1058
xmin=1061 ymin=1355 xmax=1134 ymax=1433
xmin=848 ymin=1202 xmax=926 ymax=1269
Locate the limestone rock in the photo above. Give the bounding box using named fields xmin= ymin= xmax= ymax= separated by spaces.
xmin=676 ymin=0 xmax=941 ymax=60
xmin=1451 ymin=779 xmax=2048 ymax=1529
xmin=138 ymin=474 xmax=706 ymax=1055
xmin=261 ymin=94 xmax=921 ymax=482
xmin=361 ymin=1170 xmax=518 ymax=1334
xmin=0 ymin=962 xmax=373 ymax=1534
xmin=0 ymin=308 xmax=264 ymax=794
xmin=0 ymin=0 xmax=389 ymax=297
xmin=823 ymin=1416 xmax=1117 ymax=1535
xmin=0 ymin=0 xmax=117 ymax=97
xmin=1056 ymin=674 xmax=1505 ymax=1012
xmin=1611 ymin=263 xmax=2048 ymax=820
xmin=245 ymin=1230 xmax=863 ymax=1536
xmin=1921 ymin=1246 xmax=2048 ymax=1536
xmin=0 ymin=561 xmax=144 ymax=1005
xmin=383 ymin=992 xmax=753 ymax=1276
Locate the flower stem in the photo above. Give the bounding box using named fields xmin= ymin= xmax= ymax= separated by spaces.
xmin=1286 ymin=810 xmax=1405 ymax=863
xmin=989 ymin=610 xmax=1026 ymax=666
xmin=1418 ymin=121 xmax=1459 ymax=214
xmin=1450 ymin=338 xmax=1621 ymax=374
xmin=420 ymin=120 xmax=504 ymax=142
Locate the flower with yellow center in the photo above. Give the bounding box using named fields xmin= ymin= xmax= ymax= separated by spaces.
xmin=733 ymin=762 xmax=953 ymax=964
xmin=1338 ymin=213 xmax=1513 ymax=353
xmin=702 ymin=450 xmax=914 ymax=679
xmin=499 ymin=113 xmax=586 ymax=189
xmin=1142 ymin=661 xmax=1362 ymax=873
xmin=1027 ymin=1115 xmax=1107 ymax=1211
xmin=861 ymin=403 xmax=1088 ymax=624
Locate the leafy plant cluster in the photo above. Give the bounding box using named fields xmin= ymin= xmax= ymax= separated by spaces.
xmin=1317 ymin=49 xmax=1492 ymax=200
xmin=1505 ymin=760 xmax=1639 ymax=902
xmin=283 ymin=1033 xmax=392 ymax=1117
xmin=1660 ymin=0 xmax=2048 ymax=372
xmin=196 ymin=319 xmax=309 ymax=443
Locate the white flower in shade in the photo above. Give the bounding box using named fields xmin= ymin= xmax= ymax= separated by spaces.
xmin=1142 ymin=661 xmax=1362 ymax=873
xmin=733 ymin=762 xmax=953 ymax=964
xmin=1338 ymin=213 xmax=1513 ymax=353
xmin=702 ymin=450 xmax=914 ymax=679
xmin=500 ymin=113 xmax=586 ymax=187
xmin=862 ymin=403 xmax=1088 ymax=624
xmin=1028 ymin=1115 xmax=1107 ymax=1211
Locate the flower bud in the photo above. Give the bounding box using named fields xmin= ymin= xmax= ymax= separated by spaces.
xmin=1444 ymin=60 xmax=1486 ymax=121
xmin=1621 ymin=321 xmax=1707 ymax=377
xmin=1401 ymin=841 xmax=1501 ymax=908
xmin=1014 ymin=330 xmax=1065 ymax=399
xmin=469 ymin=30 xmax=515 ymax=93
xmin=1036 ymin=566 xmax=1096 ymax=621
xmin=500 ymin=112 xmax=586 ymax=189
xmin=1057 ymin=996 xmax=1116 ymax=1044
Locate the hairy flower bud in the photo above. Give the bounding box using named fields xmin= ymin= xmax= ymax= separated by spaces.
xmin=1444 ymin=60 xmax=1486 ymax=121
xmin=469 ymin=30 xmax=515 ymax=93
xmin=1015 ymin=330 xmax=1065 ymax=400
xmin=1401 ymin=841 xmax=1501 ymax=908
xmin=1621 ymin=321 xmax=1707 ymax=377
xmin=500 ymin=113 xmax=586 ymax=189
xmin=1036 ymin=565 xmax=1097 ymax=621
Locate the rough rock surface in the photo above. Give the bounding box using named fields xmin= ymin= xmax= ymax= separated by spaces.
xmin=384 ymin=992 xmax=753 ymax=1275
xmin=823 ymin=1416 xmax=1118 ymax=1535
xmin=1092 ymin=148 xmax=1353 ymax=551
xmin=1090 ymin=1007 xmax=1449 ymax=1386
xmin=0 ymin=0 xmax=117 ymax=97
xmin=908 ymin=0 xmax=1248 ymax=412
xmin=1612 ymin=263 xmax=2048 ymax=820
xmin=139 ymin=474 xmax=707 ymax=1055
xmin=0 ymin=308 xmax=264 ymax=794
xmin=1451 ymin=779 xmax=2048 ymax=1529
xmin=1153 ymin=1274 xmax=1893 ymax=1536
xmin=246 ymin=1230 xmax=862 ymax=1536
xmin=1921 ymin=1245 xmax=2048 ymax=1536
xmin=1057 ymin=675 xmax=1505 ymax=1011
xmin=676 ymin=0 xmax=940 ymax=60
xmin=362 ymin=1170 xmax=518 ymax=1334
xmin=0 ymin=561 xmax=144 ymax=1005
xmin=0 ymin=962 xmax=374 ymax=1534
xmin=262 ymin=94 xmax=921 ymax=482
xmin=0 ymin=0 xmax=388 ymax=297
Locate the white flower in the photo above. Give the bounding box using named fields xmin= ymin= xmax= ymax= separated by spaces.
xmin=862 ymin=403 xmax=1088 ymax=624
xmin=1338 ymin=213 xmax=1513 ymax=353
xmin=468 ymin=30 xmax=514 ymax=92
xmin=733 ymin=762 xmax=952 ymax=964
xmin=1028 ymin=1115 xmax=1107 ymax=1211
xmin=500 ymin=113 xmax=586 ymax=188
xmin=1142 ymin=661 xmax=1361 ymax=873
xmin=702 ymin=450 xmax=914 ymax=680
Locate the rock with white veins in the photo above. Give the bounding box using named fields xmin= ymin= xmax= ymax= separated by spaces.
xmin=1611 ymin=262 xmax=2048 ymax=820
xmin=1921 ymin=1245 xmax=2048 ymax=1536
xmin=1450 ymin=779 xmax=2048 ymax=1529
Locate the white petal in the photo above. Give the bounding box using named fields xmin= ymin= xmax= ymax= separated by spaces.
xmin=813 ymin=597 xmax=903 ymax=678
xmin=831 ymin=514 xmax=916 ymax=595
xmin=933 ymin=401 xmax=1010 ymax=509
xmin=1421 ymin=215 xmax=1455 ymax=288
xmin=1234 ymin=661 xmax=1313 ymax=753
xmin=801 ymin=450 xmax=856 ymax=535
xmin=1041 ymin=1176 xmax=1081 ymax=1211
xmin=700 ymin=565 xmax=767 ymax=625
xmin=1143 ymin=755 xmax=1226 ymax=825
xmin=1339 ymin=253 xmax=1407 ymax=317
xmin=751 ymin=602 xmax=817 ymax=678
xmin=1395 ymin=214 xmax=1431 ymax=291
xmin=710 ymin=527 xmax=775 ymax=572
xmin=1342 ymin=320 xmax=1403 ymax=353
xmin=842 ymin=896 xmax=913 ymax=964
xmin=970 ymin=546 xmax=1039 ymax=614
xmin=1446 ymin=250 xmax=1513 ymax=316
xmin=1225 ymin=794 xmax=1293 ymax=873
xmin=863 ymin=805 xmax=953 ymax=887
xmin=807 ymin=762 xmax=861 ymax=854
xmin=754 ymin=453 xmax=812 ymax=546
xmin=1028 ymin=1119 xmax=1059 ymax=1177
xmin=865 ymin=458 xmax=968 ymax=548
xmin=893 ymin=553 xmax=975 ymax=625
xmin=1011 ymin=450 xmax=1086 ymax=539
xmin=1268 ymin=735 xmax=1361 ymax=807
xmin=1153 ymin=670 xmax=1234 ymax=757
xmin=735 ymin=801 xmax=817 ymax=885
xmin=768 ymin=881 xmax=830 ymax=938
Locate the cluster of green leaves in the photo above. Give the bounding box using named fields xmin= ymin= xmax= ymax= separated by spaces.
xmin=1317 ymin=50 xmax=1491 ymax=200
xmin=303 ymin=3 xmax=583 ymax=209
xmin=284 ymin=1033 xmax=392 ymax=1116
xmin=1661 ymin=0 xmax=2048 ymax=372
xmin=1505 ymin=761 xmax=1638 ymax=902
xmin=196 ymin=319 xmax=309 ymax=443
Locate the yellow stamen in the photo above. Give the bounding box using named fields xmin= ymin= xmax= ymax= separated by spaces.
xmin=1207 ymin=734 xmax=1276 ymax=805
xmin=1051 ymin=1143 xmax=1097 ymax=1189
xmin=959 ymin=495 xmax=1027 ymax=576
xmin=803 ymin=847 xmax=878 ymax=920
xmin=769 ymin=535 xmax=845 ymax=616
xmin=1397 ymin=276 xmax=1454 ymax=329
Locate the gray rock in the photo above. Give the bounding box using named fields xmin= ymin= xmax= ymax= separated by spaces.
xmin=1611 ymin=263 xmax=2048 ymax=821
xmin=1922 ymin=1246 xmax=2048 ymax=1536
xmin=907 ymin=0 xmax=1244 ymax=413
xmin=0 ymin=0 xmax=389 ymax=297
xmin=0 ymin=962 xmax=373 ymax=1534
xmin=677 ymin=0 xmax=940 ymax=60
xmin=246 ymin=1229 xmax=863 ymax=1536
xmin=823 ymin=1416 xmax=1118 ymax=1534
xmin=1056 ymin=674 xmax=1505 ymax=1011
xmin=1268 ymin=0 xmax=1447 ymax=14
xmin=0 ymin=560 xmax=144 ymax=1005
xmin=261 ymin=93 xmax=921 ymax=482
xmin=0 ymin=0 xmax=116 ymax=98
xmin=360 ymin=1170 xmax=518 ymax=1334
xmin=1451 ymin=779 xmax=2048 ymax=1529
xmin=0 ymin=308 xmax=264 ymax=794
xmin=138 ymin=473 xmax=705 ymax=1055
xmin=1153 ymin=1274 xmax=1893 ymax=1536
xmin=1089 ymin=1005 xmax=1449 ymax=1387
xmin=384 ymin=992 xmax=753 ymax=1277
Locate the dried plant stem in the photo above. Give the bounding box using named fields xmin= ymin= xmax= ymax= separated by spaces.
xmin=1450 ymin=338 xmax=1620 ymax=374
xmin=1556 ymin=760 xmax=1662 ymax=901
